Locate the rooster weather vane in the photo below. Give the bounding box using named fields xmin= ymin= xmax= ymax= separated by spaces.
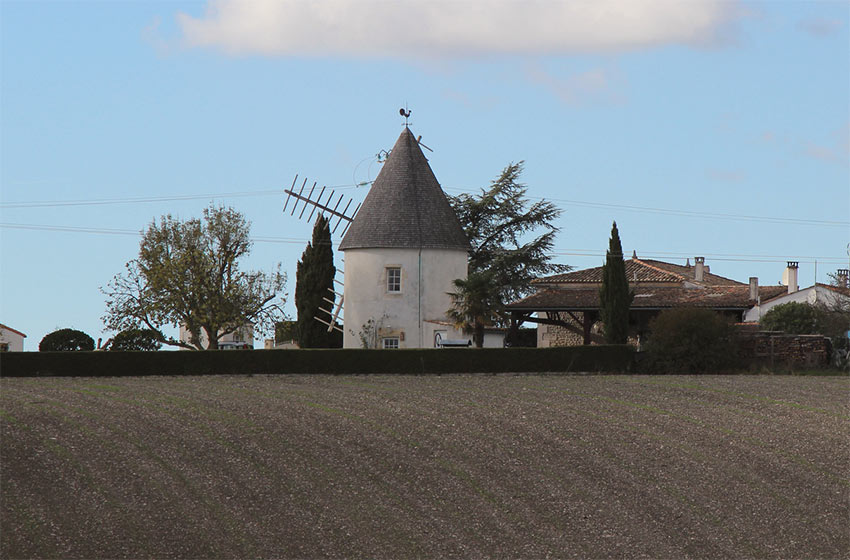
xmin=400 ymin=107 xmax=411 ymax=126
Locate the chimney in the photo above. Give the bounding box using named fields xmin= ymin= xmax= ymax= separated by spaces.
xmin=786 ymin=261 xmax=799 ymax=294
xmin=694 ymin=256 xmax=705 ymax=282
xmin=748 ymin=277 xmax=758 ymax=301
xmin=837 ymin=269 xmax=850 ymax=288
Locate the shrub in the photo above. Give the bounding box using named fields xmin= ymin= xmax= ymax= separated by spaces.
xmin=761 ymin=302 xmax=820 ymax=334
xmin=643 ymin=308 xmax=738 ymax=374
xmin=505 ymin=328 xmax=537 ymax=347
xmin=110 ymin=329 xmax=162 ymax=351
xmin=39 ymin=328 xmax=95 ymax=352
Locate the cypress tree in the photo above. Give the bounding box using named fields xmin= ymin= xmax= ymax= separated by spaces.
xmin=295 ymin=215 xmax=338 ymax=348
xmin=599 ymin=221 xmax=633 ymax=344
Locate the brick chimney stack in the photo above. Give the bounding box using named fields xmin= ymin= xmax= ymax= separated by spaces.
xmin=748 ymin=277 xmax=759 ymax=301
xmin=694 ymin=256 xmax=705 ymax=282
xmin=786 ymin=261 xmax=799 ymax=294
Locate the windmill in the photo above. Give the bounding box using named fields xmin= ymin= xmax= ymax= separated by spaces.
xmin=282 ymin=175 xmax=361 ymax=236
xmin=283 ymin=109 xmax=469 ymax=347
xmin=281 ymin=177 xmax=359 ymax=335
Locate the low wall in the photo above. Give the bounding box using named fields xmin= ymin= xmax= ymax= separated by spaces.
xmin=738 ymin=332 xmax=830 ymax=368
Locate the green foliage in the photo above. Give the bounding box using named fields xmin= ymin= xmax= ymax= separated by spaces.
xmin=505 ymin=328 xmax=537 ymax=348
xmin=39 ymin=329 xmax=94 ymax=352
xmin=275 ymin=320 xmax=298 ymax=343
xmin=355 ymin=316 xmax=385 ymax=349
xmin=109 ymin=329 xmax=162 ymax=351
xmin=2 ymin=345 xmax=635 ymax=377
xmin=295 ymin=216 xmax=339 ymax=348
xmin=102 ymin=205 xmax=286 ymax=350
xmin=644 ymin=308 xmax=739 ymax=374
xmin=599 ymin=222 xmax=633 ymax=344
xmin=761 ymin=302 xmax=820 ymax=334
xmin=448 ymin=162 xmax=568 ymax=332
xmin=448 ymin=271 xmax=500 ymax=347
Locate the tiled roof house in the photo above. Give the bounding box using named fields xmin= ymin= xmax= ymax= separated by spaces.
xmin=743 ymin=267 xmax=850 ymax=322
xmin=0 ymin=323 xmax=27 ymax=352
xmin=507 ymin=256 xmax=786 ymax=346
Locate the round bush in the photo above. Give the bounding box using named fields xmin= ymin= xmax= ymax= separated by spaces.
xmin=109 ymin=329 xmax=162 ymax=351
xmin=760 ymin=302 xmax=820 ymax=334
xmin=644 ymin=308 xmax=738 ymax=374
xmin=39 ymin=328 xmax=95 ymax=352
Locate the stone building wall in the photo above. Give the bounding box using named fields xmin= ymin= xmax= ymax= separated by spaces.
xmin=738 ymin=332 xmax=830 ymax=368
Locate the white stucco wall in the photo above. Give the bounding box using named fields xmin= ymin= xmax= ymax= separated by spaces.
xmin=342 ymin=248 xmax=468 ymax=348
xmin=0 ymin=326 xmax=26 ymax=352
xmin=743 ymin=286 xmax=848 ymax=322
xmin=482 ymin=331 xmax=506 ymax=348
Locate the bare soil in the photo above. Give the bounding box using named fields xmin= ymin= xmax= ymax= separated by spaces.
xmin=1 ymin=374 xmax=848 ymax=559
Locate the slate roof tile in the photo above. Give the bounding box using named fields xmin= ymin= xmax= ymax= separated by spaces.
xmin=534 ymin=258 xmax=742 ymax=286
xmin=339 ymin=127 xmax=470 ymax=251
xmin=507 ymin=285 xmax=787 ymax=311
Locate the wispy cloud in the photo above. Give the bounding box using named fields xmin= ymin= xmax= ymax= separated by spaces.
xmin=525 ymin=63 xmax=626 ymax=105
xmin=706 ymin=169 xmax=745 ymax=183
xmin=142 ymin=16 xmax=172 ymax=56
xmin=801 ymin=124 xmax=850 ymax=165
xmin=798 ymin=17 xmax=844 ymax=38
xmin=441 ymin=89 xmax=501 ymax=110
xmin=175 ymin=0 xmax=742 ymax=57
xmin=761 ymin=124 xmax=850 ymax=166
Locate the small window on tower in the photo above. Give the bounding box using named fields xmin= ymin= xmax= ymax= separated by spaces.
xmin=386 ymin=267 xmax=401 ymax=293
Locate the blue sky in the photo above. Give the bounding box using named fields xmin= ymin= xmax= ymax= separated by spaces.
xmin=1 ymin=0 xmax=848 ymax=349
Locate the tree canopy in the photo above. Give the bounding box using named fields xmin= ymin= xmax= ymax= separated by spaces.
xmin=447 ymin=270 xmax=500 ymax=348
xmin=599 ymin=221 xmax=633 ymax=344
xmin=448 ymin=162 xmax=568 ymax=344
xmin=109 ymin=328 xmax=163 ymax=351
xmin=761 ymin=302 xmax=820 ymax=334
xmin=102 ymin=205 xmax=286 ymax=350
xmin=295 ymin=215 xmax=341 ymax=348
xmin=39 ymin=328 xmax=95 ymax=352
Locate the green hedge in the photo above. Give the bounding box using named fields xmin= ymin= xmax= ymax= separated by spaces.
xmin=0 ymin=346 xmax=635 ymax=378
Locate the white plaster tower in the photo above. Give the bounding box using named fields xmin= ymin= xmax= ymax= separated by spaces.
xmin=338 ymin=127 xmax=470 ymax=348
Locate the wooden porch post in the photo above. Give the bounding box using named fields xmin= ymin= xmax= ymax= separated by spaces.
xmin=582 ymin=311 xmax=598 ymax=345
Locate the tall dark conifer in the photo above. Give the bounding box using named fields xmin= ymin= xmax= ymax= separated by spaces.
xmin=295 ymin=215 xmax=337 ymax=348
xmin=599 ymin=221 xmax=633 ymax=344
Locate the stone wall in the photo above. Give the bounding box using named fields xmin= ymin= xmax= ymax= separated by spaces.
xmin=738 ymin=331 xmax=830 ymax=368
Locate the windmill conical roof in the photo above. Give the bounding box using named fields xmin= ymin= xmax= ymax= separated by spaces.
xmin=339 ymin=127 xmax=470 ymax=252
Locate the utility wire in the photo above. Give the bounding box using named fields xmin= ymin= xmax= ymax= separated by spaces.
xmin=0 ymin=184 xmax=365 ymax=209
xmin=443 ymin=187 xmax=849 ymax=227
xmin=1 ymin=222 xmax=845 ymax=262
xmin=0 ymin=223 xmax=312 ymax=244
xmin=2 ymin=185 xmax=844 ymax=227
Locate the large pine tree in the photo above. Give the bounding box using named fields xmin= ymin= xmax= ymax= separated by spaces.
xmin=599 ymin=221 xmax=633 ymax=344
xmin=448 ymin=162 xmax=568 ymax=343
xmin=295 ymin=215 xmax=338 ymax=348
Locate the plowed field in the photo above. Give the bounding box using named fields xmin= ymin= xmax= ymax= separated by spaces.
xmin=2 ymin=375 xmax=848 ymax=559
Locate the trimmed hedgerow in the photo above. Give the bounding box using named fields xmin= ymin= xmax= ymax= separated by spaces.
xmin=0 ymin=345 xmax=635 ymax=378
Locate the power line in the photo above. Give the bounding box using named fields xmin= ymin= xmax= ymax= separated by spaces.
xmin=0 ymin=222 xmax=311 ymax=244
xmin=0 ymin=184 xmax=366 ymax=209
xmin=2 ymin=222 xmax=845 ymax=263
xmin=2 ymin=184 xmax=844 ymax=227
xmin=553 ymin=250 xmax=847 ymax=265
xmin=443 ymin=187 xmax=849 ymax=227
